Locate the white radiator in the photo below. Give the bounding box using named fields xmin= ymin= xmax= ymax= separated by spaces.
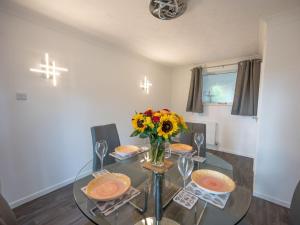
xmin=204 ymin=121 xmax=217 ymax=146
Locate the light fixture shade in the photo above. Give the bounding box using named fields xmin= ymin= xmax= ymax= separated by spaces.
xmin=149 ymin=0 xmax=187 ymax=20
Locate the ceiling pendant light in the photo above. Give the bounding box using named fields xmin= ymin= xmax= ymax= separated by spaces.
xmin=149 ymin=0 xmax=187 ymax=20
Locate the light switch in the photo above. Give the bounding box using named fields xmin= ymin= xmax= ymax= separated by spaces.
xmin=16 ymin=93 xmax=27 ymax=101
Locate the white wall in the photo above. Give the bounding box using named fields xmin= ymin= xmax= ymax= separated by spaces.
xmin=171 ymin=65 xmax=258 ymax=158
xmin=254 ymin=8 xmax=300 ymax=207
xmin=0 ymin=11 xmax=172 ymax=207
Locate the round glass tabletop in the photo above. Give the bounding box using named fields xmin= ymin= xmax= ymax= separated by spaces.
xmin=73 ymin=153 xmax=251 ymax=225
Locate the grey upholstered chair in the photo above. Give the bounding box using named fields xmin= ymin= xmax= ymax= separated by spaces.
xmin=179 ymin=122 xmax=207 ymax=157
xmin=290 ymin=180 xmax=300 ymax=225
xmin=237 ymin=219 xmax=252 ymax=225
xmin=0 ymin=194 xmax=18 ymax=225
xmin=91 ymin=124 xmax=120 ymax=171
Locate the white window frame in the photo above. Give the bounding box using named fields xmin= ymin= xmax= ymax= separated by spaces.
xmin=202 ymin=67 xmax=237 ymax=106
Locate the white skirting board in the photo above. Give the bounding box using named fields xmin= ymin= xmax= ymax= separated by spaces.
xmin=9 ymin=170 xmax=92 ymax=208
xmin=253 ymin=191 xmax=291 ymax=208
xmin=9 ymin=177 xmax=76 ymax=208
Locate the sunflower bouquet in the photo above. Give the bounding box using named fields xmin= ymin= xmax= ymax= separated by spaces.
xmin=131 ymin=108 xmax=188 ymax=166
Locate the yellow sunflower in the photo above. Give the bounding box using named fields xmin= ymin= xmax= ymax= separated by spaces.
xmin=132 ymin=113 xmax=147 ymax=132
xmin=157 ymin=114 xmax=178 ymax=139
xmin=132 ymin=113 xmax=154 ymax=132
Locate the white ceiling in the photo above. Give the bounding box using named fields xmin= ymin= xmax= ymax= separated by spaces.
xmin=4 ymin=0 xmax=300 ymax=65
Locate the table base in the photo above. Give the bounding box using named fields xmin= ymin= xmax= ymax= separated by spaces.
xmin=134 ymin=217 xmax=180 ymax=225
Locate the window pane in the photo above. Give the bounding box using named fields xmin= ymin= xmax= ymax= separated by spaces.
xmin=202 ymin=72 xmax=237 ymax=104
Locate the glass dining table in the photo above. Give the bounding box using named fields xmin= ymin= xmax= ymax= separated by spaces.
xmin=73 ymin=152 xmax=252 ymax=225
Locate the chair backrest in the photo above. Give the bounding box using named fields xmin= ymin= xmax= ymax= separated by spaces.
xmin=0 ymin=194 xmax=18 ymax=225
xmin=91 ymin=124 xmax=120 ymax=171
xmin=290 ymin=180 xmax=300 ymax=225
xmin=179 ymin=122 xmax=206 ymax=157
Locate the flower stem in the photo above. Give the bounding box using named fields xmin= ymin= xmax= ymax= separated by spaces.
xmin=154 ymin=140 xmax=160 ymax=163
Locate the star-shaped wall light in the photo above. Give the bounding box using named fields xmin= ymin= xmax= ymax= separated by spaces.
xmin=140 ymin=76 xmax=152 ymax=94
xmin=30 ymin=53 xmax=68 ymax=87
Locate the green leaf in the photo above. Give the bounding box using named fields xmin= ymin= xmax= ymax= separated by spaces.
xmin=139 ymin=133 xmax=149 ymax=138
xmin=130 ymin=130 xmax=139 ymax=137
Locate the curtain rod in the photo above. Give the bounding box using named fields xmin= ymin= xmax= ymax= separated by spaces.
xmin=203 ymin=71 xmax=236 ymax=76
xmin=201 ymin=58 xmax=262 ymax=69
xmin=203 ymin=62 xmax=237 ymax=69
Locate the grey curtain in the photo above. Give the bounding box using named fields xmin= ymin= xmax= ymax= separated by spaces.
xmin=186 ymin=67 xmax=204 ymax=113
xmin=231 ymin=59 xmax=261 ymax=116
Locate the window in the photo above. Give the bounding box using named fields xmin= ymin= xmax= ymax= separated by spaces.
xmin=202 ymin=72 xmax=237 ymax=104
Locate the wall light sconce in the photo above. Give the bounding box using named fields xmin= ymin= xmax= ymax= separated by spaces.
xmin=140 ymin=76 xmax=152 ymax=94
xmin=30 ymin=53 xmax=68 ymax=87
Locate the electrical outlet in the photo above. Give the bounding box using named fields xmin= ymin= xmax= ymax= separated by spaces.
xmin=16 ymin=93 xmax=27 ymax=101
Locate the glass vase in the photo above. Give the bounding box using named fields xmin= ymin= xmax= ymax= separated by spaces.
xmin=149 ymin=139 xmax=165 ymax=167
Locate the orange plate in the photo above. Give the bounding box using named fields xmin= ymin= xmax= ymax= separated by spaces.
xmin=170 ymin=143 xmax=193 ymax=153
xmin=115 ymin=145 xmax=139 ymax=157
xmin=86 ymin=173 xmax=131 ymax=201
xmin=191 ymin=169 xmax=236 ymax=195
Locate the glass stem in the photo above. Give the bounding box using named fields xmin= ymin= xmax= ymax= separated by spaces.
xmin=198 ymin=145 xmax=200 ymax=157
xmin=101 ymin=158 xmax=104 ymax=171
xmin=183 ymin=178 xmax=186 ymax=190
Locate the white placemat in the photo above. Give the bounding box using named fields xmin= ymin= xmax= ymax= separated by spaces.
xmin=109 ymin=147 xmax=149 ymax=160
xmin=81 ymin=169 xmax=141 ymax=216
xmin=185 ymin=182 xmax=230 ymax=209
xmin=192 ymin=156 xmax=207 ymax=163
xmin=173 ymin=189 xmax=198 ymax=209
xmin=81 ymin=186 xmax=140 ymax=216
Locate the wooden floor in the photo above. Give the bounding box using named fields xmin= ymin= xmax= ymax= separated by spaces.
xmin=14 ymin=150 xmax=290 ymax=225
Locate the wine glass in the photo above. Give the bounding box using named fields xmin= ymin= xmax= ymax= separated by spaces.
xmin=172 ymin=133 xmax=181 ymax=143
xmin=194 ymin=133 xmax=204 ymax=157
xmin=95 ymin=140 xmax=108 ymax=171
xmin=177 ymin=153 xmax=194 ymax=190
